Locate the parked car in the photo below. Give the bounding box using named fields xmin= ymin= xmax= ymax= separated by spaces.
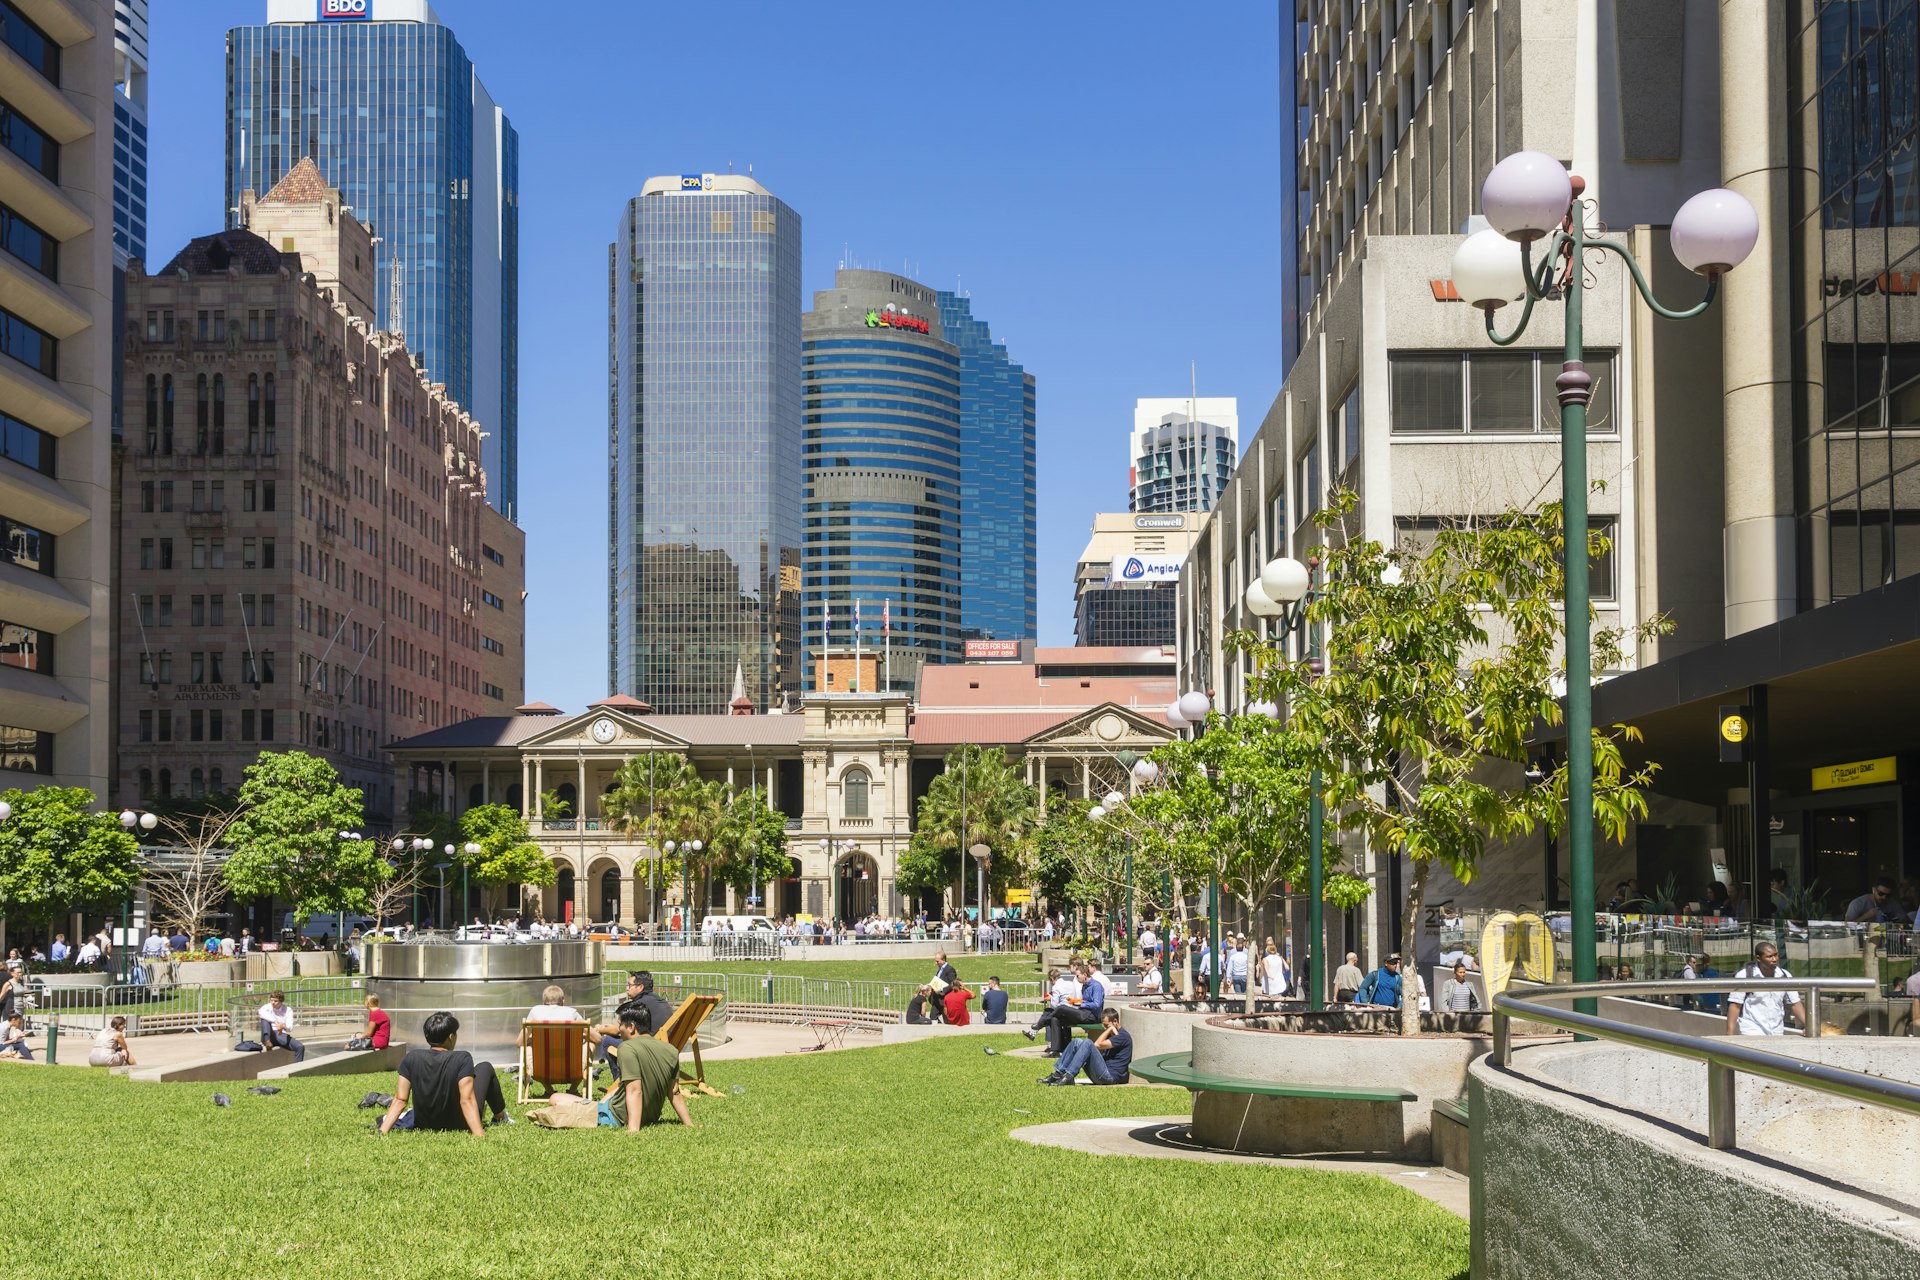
xmin=585 ymin=922 xmax=632 ymax=942
xmin=700 ymin=914 xmax=775 ymax=938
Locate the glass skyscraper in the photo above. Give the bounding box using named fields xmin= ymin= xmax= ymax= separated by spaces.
xmin=113 ymin=0 xmax=149 ymax=267
xmin=609 ymin=175 xmax=803 ymax=714
xmin=936 ymin=291 xmax=1036 ymax=642
xmin=225 ymin=0 xmax=519 ymax=517
xmin=802 ymin=270 xmax=963 ymax=691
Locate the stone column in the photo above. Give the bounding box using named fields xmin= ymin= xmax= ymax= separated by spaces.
xmin=619 ymin=866 xmax=635 ymax=927
xmin=534 ymin=758 xmax=544 ymax=818
xmin=1720 ymin=0 xmax=1800 ymax=633
xmin=441 ymin=759 xmax=454 ymax=815
xmin=481 ymin=759 xmax=490 ymax=805
xmin=520 ymin=757 xmax=530 ymax=818
xmin=578 ymin=756 xmax=588 ymax=824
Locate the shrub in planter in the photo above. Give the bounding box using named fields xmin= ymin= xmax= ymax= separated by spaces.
xmin=18 ymin=959 xmax=109 ymax=976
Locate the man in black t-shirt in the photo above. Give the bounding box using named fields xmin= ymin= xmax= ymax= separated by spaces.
xmin=376 ymin=1011 xmax=510 ymax=1135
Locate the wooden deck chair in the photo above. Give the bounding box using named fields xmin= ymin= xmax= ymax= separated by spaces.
xmin=517 ymin=1019 xmax=591 ymax=1105
xmin=654 ymin=993 xmax=724 ymax=1098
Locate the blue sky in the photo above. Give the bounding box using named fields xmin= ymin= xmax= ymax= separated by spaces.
xmin=148 ymin=1 xmax=1283 ymax=714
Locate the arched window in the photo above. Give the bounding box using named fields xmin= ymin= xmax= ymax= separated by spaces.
xmin=247 ymin=373 xmax=260 ymax=447
xmin=138 ymin=767 xmax=153 ymax=798
xmin=189 ymin=768 xmax=205 ymax=798
xmin=263 ymin=374 xmax=276 ymax=453
xmin=195 ymin=373 xmax=208 ymax=451
xmin=157 ymin=768 xmax=172 ymax=797
xmin=843 ymin=767 xmax=870 ymax=819
xmin=144 ymin=375 xmax=157 ymax=452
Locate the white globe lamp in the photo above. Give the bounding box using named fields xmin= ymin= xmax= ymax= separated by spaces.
xmin=1260 ymin=557 xmax=1312 ymax=604
xmin=1165 ymin=699 xmax=1187 ymax=727
xmin=1178 ymin=690 xmax=1211 ymax=722
xmin=1088 ymin=805 xmax=1106 ymax=821
xmin=1451 ymin=229 xmax=1530 ymax=311
xmin=1481 ymin=151 xmax=1573 ymax=242
xmin=1669 ymin=188 xmax=1759 ymax=277
xmin=1130 ymin=758 xmax=1160 ymax=785
xmin=1243 ymin=579 xmax=1282 ymax=618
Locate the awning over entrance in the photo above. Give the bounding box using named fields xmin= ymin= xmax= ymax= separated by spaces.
xmin=1544 ymin=573 xmax=1920 ymax=804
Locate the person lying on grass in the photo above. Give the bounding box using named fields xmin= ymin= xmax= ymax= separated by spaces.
xmin=376 ymin=1011 xmax=512 ymax=1136
xmin=596 ymin=1006 xmax=692 ymax=1132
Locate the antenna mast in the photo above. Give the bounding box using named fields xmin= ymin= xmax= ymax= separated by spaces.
xmin=388 ymin=255 xmax=405 ymax=344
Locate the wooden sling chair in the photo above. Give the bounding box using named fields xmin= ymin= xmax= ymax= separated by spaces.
xmin=654 ymin=993 xmax=724 ymax=1098
xmin=518 ymin=1019 xmax=592 ymax=1105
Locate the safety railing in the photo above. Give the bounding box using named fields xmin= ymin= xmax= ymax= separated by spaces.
xmin=613 ymin=969 xmax=1042 ymax=1022
xmin=21 ymin=975 xmax=367 ymax=1037
xmin=1491 ymin=977 xmax=1920 ymax=1150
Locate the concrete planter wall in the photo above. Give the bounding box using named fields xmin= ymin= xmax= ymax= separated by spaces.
xmin=251 ymin=951 xmax=341 ymax=979
xmin=1471 ymin=1040 xmax=1920 ymax=1277
xmin=170 ymin=959 xmax=246 ymax=985
xmin=34 ymin=971 xmax=113 ymax=990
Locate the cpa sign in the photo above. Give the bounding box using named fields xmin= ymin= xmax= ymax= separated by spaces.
xmin=319 ymin=0 xmax=371 ymax=18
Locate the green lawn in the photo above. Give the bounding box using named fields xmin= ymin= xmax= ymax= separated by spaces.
xmin=12 ymin=1036 xmax=1468 ymax=1279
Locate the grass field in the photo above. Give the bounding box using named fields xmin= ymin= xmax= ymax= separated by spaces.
xmin=9 ymin=1036 xmax=1468 ymax=1280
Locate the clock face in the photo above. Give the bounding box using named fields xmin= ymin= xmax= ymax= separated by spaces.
xmin=590 ymin=717 xmax=618 ymax=744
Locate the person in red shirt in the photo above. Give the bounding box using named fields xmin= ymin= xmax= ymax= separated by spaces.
xmin=360 ymin=994 xmax=392 ymax=1049
xmin=943 ymin=983 xmax=975 ymax=1026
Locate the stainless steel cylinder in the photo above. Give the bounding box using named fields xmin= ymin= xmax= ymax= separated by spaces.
xmin=364 ymin=940 xmax=605 ymax=1064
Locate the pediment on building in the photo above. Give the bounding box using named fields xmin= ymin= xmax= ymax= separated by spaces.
xmin=515 ymin=709 xmax=690 ymax=753
xmin=1021 ymin=702 xmax=1174 ymax=751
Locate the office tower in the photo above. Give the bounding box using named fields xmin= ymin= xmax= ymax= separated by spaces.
xmin=1072 ymin=512 xmax=1201 ymax=647
xmin=0 ymin=1 xmax=116 ymax=791
xmin=226 ymin=0 xmax=520 ymax=518
xmin=119 ymin=164 xmax=522 ymax=817
xmin=935 ymin=290 xmax=1035 ymax=642
xmin=609 ymin=174 xmax=802 ymax=714
xmin=112 ymin=0 xmax=147 ymax=266
xmin=801 ymin=270 xmax=962 ymax=691
xmin=1129 ymin=397 xmax=1238 ymax=514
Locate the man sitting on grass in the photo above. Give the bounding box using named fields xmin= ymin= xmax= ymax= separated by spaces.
xmin=1038 ymin=1008 xmax=1131 ymax=1086
xmin=980 ymin=976 xmax=1009 ymax=1025
xmin=598 ymin=1006 xmax=692 ymax=1131
xmin=589 ymin=971 xmax=675 ymax=1080
xmin=376 ymin=1011 xmax=512 ymax=1136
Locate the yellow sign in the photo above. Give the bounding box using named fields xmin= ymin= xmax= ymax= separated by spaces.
xmin=1004 ymin=888 xmax=1033 ymax=904
xmin=1812 ymin=756 xmax=1898 ymax=792
xmin=1720 ymin=715 xmax=1749 ymax=743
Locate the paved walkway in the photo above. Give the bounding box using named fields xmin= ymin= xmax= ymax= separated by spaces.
xmin=1010 ymin=1115 xmax=1470 ymax=1218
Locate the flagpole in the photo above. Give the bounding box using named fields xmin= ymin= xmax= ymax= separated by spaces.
xmin=885 ymin=599 xmax=892 ymax=693
xmin=853 ymin=598 xmax=862 ymax=693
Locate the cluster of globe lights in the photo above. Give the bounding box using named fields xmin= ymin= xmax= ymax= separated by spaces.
xmin=1449 ymin=150 xmax=1758 ymax=311
xmin=1088 ymin=757 xmax=1163 ymax=822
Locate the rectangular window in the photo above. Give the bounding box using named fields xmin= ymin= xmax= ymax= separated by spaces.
xmin=189 ymin=595 xmax=204 ymax=627
xmin=482 ymin=543 xmax=504 ymax=566
xmin=189 ymin=709 xmax=203 ymax=742
xmin=210 ymin=538 xmax=224 ymax=569
xmin=140 ymin=481 xmax=153 ymax=513
xmin=0 ymin=305 xmax=55 ymax=377
xmin=0 ymin=618 xmax=46 ymax=673
xmin=240 ymin=709 xmax=254 ymax=741
xmin=260 ymin=709 xmax=274 ymax=741
xmin=139 ymin=537 xmax=153 ymax=570
xmin=0 ymin=3 xmax=60 ymax=84
xmin=752 ymin=211 xmax=776 ymax=234
xmin=0 ymin=513 xmax=50 ymax=573
xmin=1293 ymin=443 xmax=1320 ymax=521
xmin=191 ymin=539 xmax=205 ymax=570
xmin=158 ymin=481 xmax=172 ymax=512
xmin=0 ymin=408 xmax=51 ymax=474
xmin=1396 ymin=515 xmax=1619 ymax=601
xmin=483 ymin=682 xmax=504 ymax=700
xmin=482 ymin=635 xmax=504 ymax=655
xmin=0 ymin=722 xmax=51 ymax=774
xmin=158 ymin=537 xmax=171 ymax=570
xmin=262 ymin=481 xmax=275 ymax=511
xmin=139 ymin=710 xmax=153 ymax=743
xmin=1389 ymin=355 xmax=1464 ymax=433
xmin=482 ymin=590 xmax=503 ymax=610
xmin=158 ymin=594 xmax=171 ymax=626
xmin=243 ymin=537 xmax=256 ymax=569
xmin=208 ymin=709 xmax=223 ymax=741
xmin=0 ymin=98 xmax=57 ymax=180
xmin=711 ymin=210 xmax=734 ymax=234
xmin=1334 ymin=379 xmax=1363 ymax=470
xmin=138 ymin=594 xmax=154 ymax=625
xmin=0 ymin=203 xmax=55 ymax=278
xmin=1468 ymin=353 xmax=1538 ymax=433
xmin=262 ymin=538 xmax=275 ymax=568
xmin=244 ymin=482 xmax=256 ymax=512
xmin=261 ymin=593 xmax=275 ymax=626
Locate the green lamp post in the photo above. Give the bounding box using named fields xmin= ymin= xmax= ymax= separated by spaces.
xmin=1451 ymin=152 xmax=1757 ymax=1009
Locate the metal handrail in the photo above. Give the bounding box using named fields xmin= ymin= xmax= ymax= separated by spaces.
xmin=1492 ymin=977 xmax=1920 ymax=1150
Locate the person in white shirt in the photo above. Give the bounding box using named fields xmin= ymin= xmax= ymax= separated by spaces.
xmin=1259 ymin=943 xmax=1289 ymax=997
xmin=76 ymin=938 xmax=102 ymax=968
xmin=1727 ymin=942 xmax=1804 ymax=1036
xmin=1138 ymin=925 xmax=1160 ymax=959
xmin=258 ymin=991 xmax=305 ymax=1061
xmin=519 ymin=984 xmax=587 ymax=1048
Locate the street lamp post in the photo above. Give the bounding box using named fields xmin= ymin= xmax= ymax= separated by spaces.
xmin=462 ymin=841 xmax=481 ymax=924
xmin=334 ymin=831 xmax=364 ymax=947
xmin=1245 ymin=554 xmax=1325 ymax=1010
xmin=1451 ymin=153 xmax=1756 ymax=1008
xmin=970 ymin=843 xmax=991 ymax=951
xmin=1168 ymin=690 xmax=1218 ymax=997
xmin=117 ymin=809 xmax=158 ymax=981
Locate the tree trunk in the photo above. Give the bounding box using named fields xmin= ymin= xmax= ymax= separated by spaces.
xmin=1241 ymin=892 xmax=1261 ymax=1014
xmin=1400 ymin=858 xmax=1430 ymax=1037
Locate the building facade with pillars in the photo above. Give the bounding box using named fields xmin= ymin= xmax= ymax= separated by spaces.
xmin=115 ymin=160 xmax=522 ymax=817
xmin=385 ymin=649 xmax=1176 ymax=926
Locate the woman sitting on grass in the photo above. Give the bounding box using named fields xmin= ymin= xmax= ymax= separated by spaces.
xmin=90 ymin=1015 xmax=134 ymax=1068
xmin=0 ymin=1012 xmax=31 ymax=1061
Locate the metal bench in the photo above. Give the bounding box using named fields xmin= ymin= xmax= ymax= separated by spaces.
xmin=1130 ymin=1051 xmax=1417 ymax=1103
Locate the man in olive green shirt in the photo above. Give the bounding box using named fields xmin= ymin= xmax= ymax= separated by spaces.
xmin=598 ymin=1007 xmax=692 ymax=1131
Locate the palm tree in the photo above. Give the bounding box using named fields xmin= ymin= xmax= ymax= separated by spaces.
xmin=900 ymin=745 xmax=1037 ymax=911
xmin=604 ymin=752 xmax=702 ymax=923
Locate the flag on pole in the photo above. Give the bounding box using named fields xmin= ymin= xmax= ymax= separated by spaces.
xmin=882 ymin=599 xmax=890 ymax=633
xmin=852 ymin=598 xmax=862 ymax=692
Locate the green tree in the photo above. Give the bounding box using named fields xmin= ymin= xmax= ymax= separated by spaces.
xmin=604 ymin=753 xmax=701 ymax=890
xmin=1238 ymin=493 xmax=1661 ymax=1032
xmin=458 ymin=803 xmax=557 ymax=916
xmin=709 ymin=784 xmax=793 ymax=898
xmin=900 ymin=745 xmax=1036 ymax=901
xmin=0 ymin=787 xmax=140 ymax=928
xmin=660 ymin=774 xmax=728 ymax=912
xmin=222 ymin=751 xmax=378 ymax=925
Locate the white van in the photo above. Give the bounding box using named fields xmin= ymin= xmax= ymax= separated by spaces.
xmin=700 ymin=914 xmax=775 ymax=938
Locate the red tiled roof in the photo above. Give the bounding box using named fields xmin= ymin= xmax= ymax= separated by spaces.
xmin=589 ymin=693 xmax=654 ymax=712
xmin=1031 ymin=646 xmax=1176 ymax=665
xmin=917 ymin=661 xmax=1175 ymax=711
xmin=909 ymin=712 xmax=1078 ymax=746
xmin=260 ymin=156 xmax=332 ymax=204
xmin=516 ymin=701 xmax=562 ymax=715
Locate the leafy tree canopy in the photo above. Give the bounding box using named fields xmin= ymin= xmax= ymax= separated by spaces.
xmin=459 ymin=803 xmax=556 ymax=888
xmin=0 ymin=787 xmax=140 ymax=924
xmin=222 ymin=751 xmax=378 ymax=923
xmin=900 ymin=745 xmax=1035 ymax=895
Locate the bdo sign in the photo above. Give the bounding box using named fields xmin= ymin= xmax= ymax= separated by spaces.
xmin=319 ymin=0 xmax=371 ymax=19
